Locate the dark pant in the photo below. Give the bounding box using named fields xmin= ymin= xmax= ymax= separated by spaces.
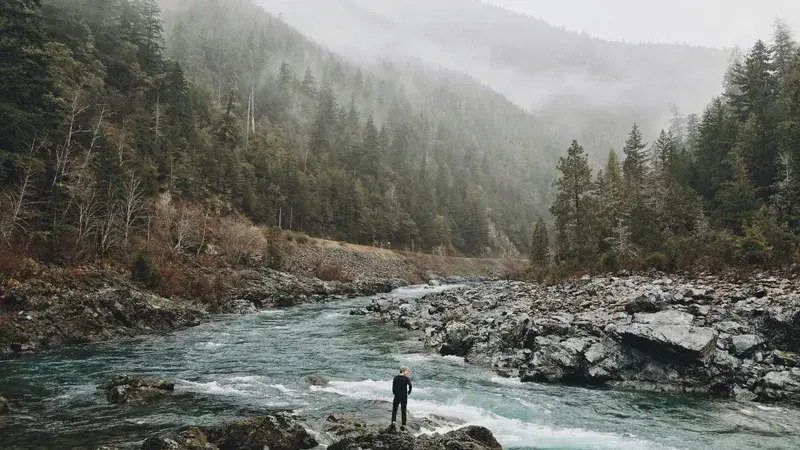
xmin=391 ymin=396 xmax=408 ymax=425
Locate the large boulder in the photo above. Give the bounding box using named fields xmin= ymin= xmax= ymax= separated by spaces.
xmin=617 ymin=311 xmax=717 ymax=362
xmin=98 ymin=375 xmax=174 ymax=405
xmin=625 ymin=294 xmax=665 ymax=315
xmin=729 ymin=334 xmax=764 ymax=357
xmin=524 ymin=337 xmax=592 ymax=383
xmin=201 ymin=413 xmax=318 ymax=450
xmin=756 ymin=369 xmax=800 ymax=405
xmin=439 ymin=322 xmax=475 ymax=357
xmin=328 ymin=424 xmax=501 ymax=450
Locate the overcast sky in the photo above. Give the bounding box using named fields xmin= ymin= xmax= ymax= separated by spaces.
xmin=489 ymin=0 xmax=800 ymax=48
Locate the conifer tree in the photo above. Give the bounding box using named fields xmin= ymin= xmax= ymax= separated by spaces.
xmin=529 ymin=217 xmax=549 ymax=266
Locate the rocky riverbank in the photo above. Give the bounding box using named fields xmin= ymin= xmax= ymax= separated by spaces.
xmin=95 ymin=412 xmax=501 ymax=450
xmin=0 ymin=268 xmax=407 ymax=359
xmin=363 ymin=272 xmax=800 ymax=405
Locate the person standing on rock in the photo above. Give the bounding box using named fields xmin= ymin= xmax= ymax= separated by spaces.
xmin=391 ymin=367 xmax=412 ymax=431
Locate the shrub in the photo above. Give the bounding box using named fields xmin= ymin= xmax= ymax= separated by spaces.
xmin=645 ymin=252 xmax=668 ymax=271
xmin=131 ymin=254 xmax=161 ymax=288
xmin=265 ymin=228 xmax=285 ymax=270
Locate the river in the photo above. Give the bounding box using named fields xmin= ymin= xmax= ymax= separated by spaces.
xmin=1 ymin=284 xmax=799 ymax=449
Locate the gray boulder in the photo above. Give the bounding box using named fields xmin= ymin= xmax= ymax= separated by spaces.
xmin=729 ymin=334 xmax=764 ymax=357
xmin=439 ymin=322 xmax=475 ymax=357
xmin=625 ymin=294 xmax=665 ymax=315
xmin=99 ymin=375 xmax=174 ymax=405
xmin=201 ymin=413 xmax=318 ymax=450
xmin=757 ymin=369 xmax=800 ymax=404
xmin=618 ymin=323 xmax=717 ymax=362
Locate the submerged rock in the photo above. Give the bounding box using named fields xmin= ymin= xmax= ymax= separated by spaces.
xmin=98 ymin=375 xmax=174 ymax=405
xmin=0 ymin=395 xmax=8 ymax=414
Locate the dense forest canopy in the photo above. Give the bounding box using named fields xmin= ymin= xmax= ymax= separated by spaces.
xmin=1 ymin=0 xmax=798 ymax=273
xmin=540 ymin=20 xmax=800 ymax=273
xmin=257 ymin=0 xmax=732 ymax=165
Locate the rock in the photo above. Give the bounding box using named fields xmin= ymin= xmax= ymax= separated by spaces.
xmin=618 ymin=323 xmax=717 ymax=362
xmin=142 ymin=427 xmax=220 ymax=450
xmin=306 ymin=375 xmax=329 ymax=387
xmin=349 ymin=308 xmax=368 ymax=316
xmin=439 ymin=322 xmax=475 ymax=357
xmin=201 ymin=413 xmax=318 ymax=450
xmin=625 ymin=295 xmax=665 ymax=315
xmin=729 ymin=335 xmax=764 ymax=357
xmin=0 ymin=395 xmax=8 ymax=414
xmin=773 ymin=350 xmax=799 ymax=367
xmin=757 ymin=369 xmax=800 ymax=404
xmin=99 ymin=375 xmax=174 ymax=405
xmin=328 ymin=424 xmax=501 ymax=450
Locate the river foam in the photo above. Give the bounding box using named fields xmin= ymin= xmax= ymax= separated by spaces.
xmin=313 ymin=379 xmax=673 ymax=449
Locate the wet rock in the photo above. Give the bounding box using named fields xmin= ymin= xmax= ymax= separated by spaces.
xmin=99 ymin=375 xmax=174 ymax=405
xmin=0 ymin=395 xmax=8 ymax=414
xmin=142 ymin=427 xmax=220 ymax=450
xmin=328 ymin=424 xmax=501 ymax=450
xmin=729 ymin=335 xmax=764 ymax=357
xmin=306 ymin=375 xmax=329 ymax=387
xmin=439 ymin=322 xmax=475 ymax=357
xmin=349 ymin=308 xmax=368 ymax=316
xmin=201 ymin=413 xmax=318 ymax=450
xmin=757 ymin=369 xmax=800 ymax=404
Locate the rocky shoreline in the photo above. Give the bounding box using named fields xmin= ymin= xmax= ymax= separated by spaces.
xmin=0 ymin=268 xmax=408 ymax=359
xmin=85 ymin=374 xmax=502 ymax=450
xmin=362 ymin=272 xmax=800 ymax=405
xmin=97 ymin=413 xmax=501 ymax=450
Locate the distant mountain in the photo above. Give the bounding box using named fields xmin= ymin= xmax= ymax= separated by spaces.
xmin=257 ymin=0 xmax=732 ymax=158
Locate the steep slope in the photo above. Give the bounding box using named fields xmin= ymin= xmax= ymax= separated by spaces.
xmin=158 ymin=0 xmax=566 ymax=255
xmin=258 ymin=0 xmax=732 ymax=158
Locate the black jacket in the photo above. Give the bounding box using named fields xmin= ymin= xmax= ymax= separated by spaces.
xmin=392 ymin=375 xmax=412 ymax=398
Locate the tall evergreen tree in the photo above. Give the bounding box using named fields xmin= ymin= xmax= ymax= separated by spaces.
xmin=551 ymin=140 xmax=595 ymax=263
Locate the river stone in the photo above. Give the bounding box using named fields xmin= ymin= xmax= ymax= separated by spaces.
xmin=201 ymin=413 xmax=318 ymax=450
xmin=328 ymin=424 xmax=501 ymax=450
xmin=729 ymin=334 xmax=764 ymax=356
xmin=758 ymin=369 xmax=800 ymax=403
xmin=618 ymin=323 xmax=717 ymax=361
xmin=99 ymin=375 xmax=175 ymax=405
xmin=0 ymin=395 xmax=8 ymax=414
xmin=625 ymin=294 xmax=665 ymax=315
xmin=439 ymin=322 xmax=475 ymax=357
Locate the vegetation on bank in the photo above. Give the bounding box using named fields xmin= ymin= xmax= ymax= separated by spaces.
xmin=531 ymin=22 xmax=800 ymax=280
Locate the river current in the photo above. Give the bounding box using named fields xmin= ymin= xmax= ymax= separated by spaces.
xmin=1 ymin=284 xmax=799 ymax=449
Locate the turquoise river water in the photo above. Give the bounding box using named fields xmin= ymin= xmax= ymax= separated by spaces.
xmin=1 ymin=285 xmax=799 ymax=449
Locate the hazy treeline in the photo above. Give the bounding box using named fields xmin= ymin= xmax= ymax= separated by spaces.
xmin=1 ymin=0 xmax=562 ymax=263
xmin=539 ymin=22 xmax=800 ymax=274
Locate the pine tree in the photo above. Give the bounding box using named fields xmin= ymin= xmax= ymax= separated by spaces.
xmin=0 ymin=0 xmax=58 ymax=178
xmin=551 ymin=140 xmax=595 ymax=263
xmin=529 ymin=217 xmax=549 ymax=266
xmin=715 ymin=154 xmax=761 ymax=233
xmin=622 ymin=124 xmax=648 ymax=191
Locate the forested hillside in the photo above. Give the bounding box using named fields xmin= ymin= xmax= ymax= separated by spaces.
xmin=258 ymin=0 xmax=732 ymax=163
xmin=539 ymin=23 xmax=800 ymax=274
xmin=0 ymin=0 xmax=564 ymax=264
